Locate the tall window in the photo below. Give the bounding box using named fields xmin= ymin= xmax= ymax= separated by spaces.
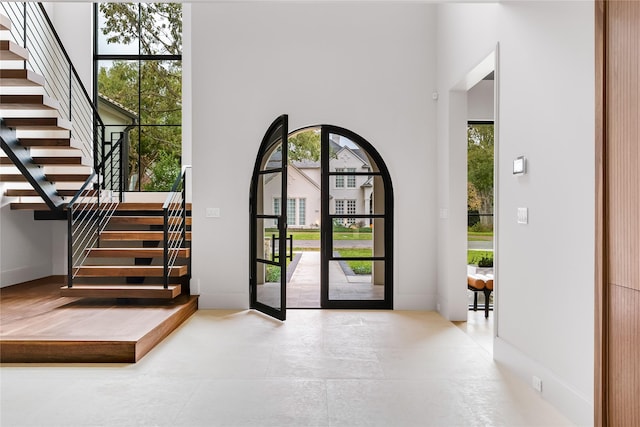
xmin=287 ymin=198 xmax=296 ymax=226
xmin=335 ymin=199 xmax=344 ymax=215
xmin=273 ymin=197 xmax=281 ymax=216
xmin=95 ymin=3 xmax=182 ymax=191
xmin=346 ymin=199 xmax=356 ymax=225
xmin=335 ymin=168 xmax=344 ymax=188
xmin=347 ymin=168 xmax=356 ymax=188
xmin=298 ymin=198 xmax=306 ymax=226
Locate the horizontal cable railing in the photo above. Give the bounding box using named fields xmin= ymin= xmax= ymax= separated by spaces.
xmin=67 ymin=135 xmax=126 ymax=287
xmin=1 ymin=2 xmax=103 ymax=166
xmin=163 ymin=165 xmax=191 ymax=288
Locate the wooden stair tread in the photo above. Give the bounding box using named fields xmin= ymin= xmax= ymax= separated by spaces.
xmin=45 ymin=173 xmax=92 ymax=182
xmin=0 ymin=13 xmax=11 ymax=31
xmin=0 ymin=69 xmax=45 ymax=87
xmin=60 ymin=284 xmax=181 ymax=299
xmin=85 ymin=247 xmax=190 ymax=258
xmin=5 ymin=188 xmax=81 ymax=197
xmin=3 ymin=117 xmax=72 ymax=131
xmin=0 ymin=40 xmax=28 ymax=61
xmin=109 ymin=216 xmax=192 ymax=226
xmin=0 ymin=156 xmax=83 ymax=165
xmin=0 ymin=94 xmax=61 ymax=110
xmin=74 ymin=265 xmax=188 ymax=277
xmin=100 ymin=230 xmax=192 ymax=241
xmin=9 ymin=202 xmax=67 ymax=210
xmin=115 ymin=203 xmax=193 ymax=211
xmin=16 ymin=138 xmax=80 ymax=149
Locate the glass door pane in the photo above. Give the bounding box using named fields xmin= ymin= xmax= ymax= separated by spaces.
xmin=251 ymin=115 xmax=288 ymax=320
xmin=322 ymin=127 xmax=392 ymax=309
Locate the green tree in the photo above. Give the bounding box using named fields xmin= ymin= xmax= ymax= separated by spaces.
xmin=288 ymin=130 xmax=321 ymax=162
xmin=468 ymin=124 xmax=494 ymax=227
xmin=98 ymin=3 xmax=182 ymax=190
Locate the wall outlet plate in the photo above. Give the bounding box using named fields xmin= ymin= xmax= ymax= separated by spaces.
xmin=206 ymin=207 xmax=220 ymax=218
xmin=532 ymin=375 xmax=542 ymax=392
xmin=517 ymin=207 xmax=528 ymax=224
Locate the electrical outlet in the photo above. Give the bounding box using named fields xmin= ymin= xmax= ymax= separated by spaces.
xmin=517 ymin=207 xmax=528 ymax=224
xmin=532 ymin=376 xmax=542 ymax=392
xmin=206 ymin=207 xmax=220 ymax=218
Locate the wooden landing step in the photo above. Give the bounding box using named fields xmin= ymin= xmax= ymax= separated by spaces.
xmin=0 ymin=13 xmax=11 ymax=31
xmin=86 ymin=247 xmax=190 ymax=258
xmin=61 ymin=284 xmax=181 ymax=299
xmin=75 ymin=265 xmax=188 ymax=277
xmin=1 ymin=276 xmax=197 ymax=363
xmin=0 ymin=173 xmax=90 ymax=182
xmin=5 ymin=188 xmax=82 ymax=197
xmin=114 ymin=203 xmax=193 ymax=211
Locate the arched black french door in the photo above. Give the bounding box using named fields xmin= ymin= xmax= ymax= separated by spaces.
xmin=250 ymin=116 xmax=393 ymax=320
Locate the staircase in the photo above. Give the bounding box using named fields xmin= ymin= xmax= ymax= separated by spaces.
xmin=0 ymin=9 xmax=93 ymax=210
xmin=1 ymin=5 xmax=191 ymax=301
xmin=61 ymin=203 xmax=192 ymax=299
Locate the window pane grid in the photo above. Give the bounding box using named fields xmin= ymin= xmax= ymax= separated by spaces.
xmin=287 ymin=198 xmax=296 ymax=226
xmin=299 ymin=198 xmax=306 ymax=226
xmin=347 ymin=168 xmax=356 ymax=187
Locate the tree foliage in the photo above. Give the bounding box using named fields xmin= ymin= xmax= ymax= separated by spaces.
xmin=467 ymin=124 xmax=494 ymax=218
xmin=98 ymin=3 xmax=182 ymax=190
xmin=288 ymin=130 xmax=321 ymax=162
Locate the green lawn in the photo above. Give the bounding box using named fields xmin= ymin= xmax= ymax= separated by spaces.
xmin=467 ymin=250 xmax=493 ymax=265
xmin=336 ymin=248 xmax=373 ymax=275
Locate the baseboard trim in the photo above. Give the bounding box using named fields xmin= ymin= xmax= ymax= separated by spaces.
xmin=494 ymin=336 xmax=593 ymax=426
xmin=0 ymin=264 xmax=53 ymax=288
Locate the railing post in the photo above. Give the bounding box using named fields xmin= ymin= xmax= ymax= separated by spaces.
xmin=67 ymin=205 xmax=73 ymax=288
xmin=163 ymin=207 xmax=169 ymax=289
xmin=182 ymin=171 xmax=189 ymax=282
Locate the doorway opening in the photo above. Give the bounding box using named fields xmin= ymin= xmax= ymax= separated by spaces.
xmin=249 ymin=116 xmax=393 ymax=320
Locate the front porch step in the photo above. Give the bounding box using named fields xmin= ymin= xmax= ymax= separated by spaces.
xmin=0 ymin=95 xmax=61 ymax=111
xmin=3 ymin=117 xmax=72 ymax=131
xmin=74 ymin=265 xmax=188 ymax=278
xmin=0 ymin=40 xmax=28 ymax=61
xmin=85 ymin=247 xmax=190 ymax=258
xmin=100 ymin=230 xmax=192 ymax=241
xmin=60 ymin=284 xmax=181 ymax=299
xmin=108 ymin=216 xmax=192 ymax=226
xmin=0 ymin=69 xmax=46 ymax=87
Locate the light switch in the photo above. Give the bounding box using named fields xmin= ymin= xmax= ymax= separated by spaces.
xmin=517 ymin=207 xmax=528 ymax=224
xmin=206 ymin=207 xmax=220 ymax=218
xmin=439 ymin=208 xmax=449 ymax=219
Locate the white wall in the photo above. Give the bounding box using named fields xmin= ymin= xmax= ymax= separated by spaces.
xmin=467 ymin=80 xmax=494 ymax=122
xmin=0 ymin=207 xmax=54 ymax=287
xmin=190 ymin=2 xmax=438 ymax=308
xmin=436 ymin=2 xmax=594 ymax=425
xmin=51 ymin=3 xmax=93 ymax=90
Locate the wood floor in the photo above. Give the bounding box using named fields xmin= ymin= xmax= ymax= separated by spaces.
xmin=0 ymin=276 xmax=198 ymax=363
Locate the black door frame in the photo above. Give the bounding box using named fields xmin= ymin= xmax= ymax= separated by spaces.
xmin=249 ymin=115 xmax=288 ymax=320
xmin=250 ymin=118 xmax=394 ymax=316
xmin=320 ymin=125 xmax=394 ymax=309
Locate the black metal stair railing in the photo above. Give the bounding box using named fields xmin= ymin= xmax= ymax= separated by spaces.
xmin=66 ymin=134 xmax=126 ymax=287
xmin=162 ymin=166 xmax=191 ymax=289
xmin=0 ymin=2 xmax=106 ymax=207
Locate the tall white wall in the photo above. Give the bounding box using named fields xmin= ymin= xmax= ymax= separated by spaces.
xmin=436 ymin=2 xmax=594 ymax=425
xmin=190 ymin=2 xmax=438 ymax=308
xmin=0 ymin=207 xmax=54 ymax=287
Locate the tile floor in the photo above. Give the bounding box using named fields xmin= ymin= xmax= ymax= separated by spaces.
xmin=0 ymin=310 xmax=573 ymax=426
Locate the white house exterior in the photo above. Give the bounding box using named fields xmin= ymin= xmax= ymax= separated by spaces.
xmin=261 ymin=135 xmax=377 ymax=228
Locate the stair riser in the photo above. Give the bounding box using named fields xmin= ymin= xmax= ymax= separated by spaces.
xmin=74 ymin=266 xmax=188 ymax=277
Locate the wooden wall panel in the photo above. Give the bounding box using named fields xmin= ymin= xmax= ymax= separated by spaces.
xmin=608 ymin=285 xmax=640 ymax=427
xmin=606 ymin=0 xmax=640 ymax=292
xmin=597 ymin=1 xmax=640 ymax=425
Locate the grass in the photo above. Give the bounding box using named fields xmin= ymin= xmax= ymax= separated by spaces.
xmin=467 ymin=250 xmax=493 ymax=265
xmin=265 ymin=257 xmax=292 ymax=282
xmin=336 ymin=248 xmax=373 ymax=275
xmin=468 ymin=231 xmax=493 ymax=241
